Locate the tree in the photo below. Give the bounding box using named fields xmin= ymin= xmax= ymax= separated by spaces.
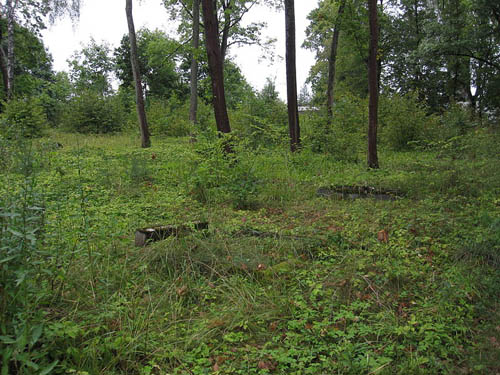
xmin=126 ymin=0 xmax=150 ymax=148
xmin=114 ymin=29 xmax=187 ymax=99
xmin=164 ymin=0 xmax=277 ymax=125
xmin=285 ymin=0 xmax=300 ymax=152
xmin=164 ymin=0 xmax=277 ymax=61
xmin=0 ymin=0 xmax=81 ymax=100
xmin=367 ymin=0 xmax=378 ymax=169
xmin=201 ymin=0 xmax=231 ymax=134
xmin=326 ymin=0 xmax=346 ymax=122
xmin=68 ymin=39 xmax=114 ymax=95
xmin=0 ymin=18 xmax=53 ymax=101
xmin=189 ymin=0 xmax=200 ymax=123
xmin=304 ymin=0 xmax=371 ymax=103
xmin=6 ymin=0 xmax=15 ymax=99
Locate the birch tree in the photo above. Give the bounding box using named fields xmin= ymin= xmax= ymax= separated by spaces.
xmin=0 ymin=0 xmax=80 ymax=99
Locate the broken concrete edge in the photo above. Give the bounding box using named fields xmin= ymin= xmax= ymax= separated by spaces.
xmin=135 ymin=221 xmax=209 ymax=247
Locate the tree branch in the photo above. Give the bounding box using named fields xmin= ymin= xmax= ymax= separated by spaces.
xmin=443 ymin=51 xmax=500 ymax=70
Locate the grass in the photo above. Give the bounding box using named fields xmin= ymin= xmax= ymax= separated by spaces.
xmin=0 ymin=128 xmax=499 ymax=374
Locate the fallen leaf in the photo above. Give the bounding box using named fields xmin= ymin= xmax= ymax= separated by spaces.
xmin=257 ymin=360 xmax=275 ymax=370
xmin=213 ymin=363 xmax=220 ymax=372
xmin=377 ymin=229 xmax=389 ymax=243
xmin=176 ymin=285 xmax=188 ymax=296
xmin=269 ymin=321 xmax=278 ymax=331
xmin=208 ymin=319 xmax=226 ymax=328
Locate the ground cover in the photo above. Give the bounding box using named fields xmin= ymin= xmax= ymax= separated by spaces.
xmin=1 ymin=130 xmax=499 ymax=374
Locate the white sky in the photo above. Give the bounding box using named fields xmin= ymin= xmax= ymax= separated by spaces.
xmin=41 ymin=0 xmax=318 ymax=99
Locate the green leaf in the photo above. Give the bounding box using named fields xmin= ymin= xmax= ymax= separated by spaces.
xmin=0 ymin=255 xmax=18 ymax=264
xmin=30 ymin=324 xmax=43 ymax=347
xmin=7 ymin=228 xmax=23 ymax=237
xmin=40 ymin=360 xmax=59 ymax=375
xmin=0 ymin=335 xmax=16 ymax=344
xmin=2 ymin=347 xmax=13 ymax=375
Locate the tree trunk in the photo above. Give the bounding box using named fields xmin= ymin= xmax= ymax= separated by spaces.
xmin=0 ymin=26 xmax=9 ymax=98
xmin=6 ymin=0 xmax=15 ymax=100
xmin=326 ymin=0 xmax=346 ymax=122
xmin=368 ymin=0 xmax=379 ymax=169
xmin=220 ymin=0 xmax=232 ymax=61
xmin=189 ymin=0 xmax=200 ymax=124
xmin=285 ymin=0 xmax=300 ymax=152
xmin=126 ymin=0 xmax=151 ymax=148
xmin=201 ymin=0 xmax=231 ymax=134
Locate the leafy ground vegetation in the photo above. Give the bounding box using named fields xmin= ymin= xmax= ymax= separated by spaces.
xmin=1 ymin=107 xmax=499 ymax=374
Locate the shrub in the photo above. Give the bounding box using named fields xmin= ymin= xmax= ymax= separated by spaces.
xmin=61 ymin=90 xmax=125 ymax=134
xmin=187 ymin=129 xmax=259 ymax=209
xmin=0 ymin=96 xmax=48 ymax=138
xmin=379 ymin=93 xmax=436 ymax=150
xmin=438 ymin=104 xmax=477 ymax=139
xmin=146 ymin=96 xmax=194 ymax=137
xmin=230 ymin=92 xmax=288 ymax=148
xmin=302 ymin=111 xmax=361 ymax=162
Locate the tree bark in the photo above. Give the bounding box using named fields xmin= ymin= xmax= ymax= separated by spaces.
xmin=126 ymin=0 xmax=151 ymax=148
xmin=6 ymin=0 xmax=15 ymax=99
xmin=326 ymin=0 xmax=346 ymax=123
xmin=0 ymin=26 xmax=9 ymax=98
xmin=285 ymin=0 xmax=300 ymax=152
xmin=189 ymin=0 xmax=200 ymax=124
xmin=368 ymin=0 xmax=379 ymax=169
xmin=201 ymin=0 xmax=231 ymax=134
xmin=220 ymin=0 xmax=232 ymax=60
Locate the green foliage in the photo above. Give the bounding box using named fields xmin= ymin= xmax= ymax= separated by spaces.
xmin=303 ymin=112 xmax=361 ymax=162
xmin=230 ymin=79 xmax=288 ymax=148
xmin=439 ymin=104 xmax=477 ymax=138
xmin=146 ymin=96 xmax=193 ymax=137
xmin=0 ymin=126 xmax=498 ymax=374
xmin=0 ymin=96 xmax=49 ymax=138
xmin=68 ymin=39 xmax=114 ymax=96
xmin=0 ymin=19 xmax=54 ymax=101
xmin=38 ymin=72 xmax=73 ymax=126
xmin=114 ymin=29 xmax=188 ymax=99
xmin=188 ymin=129 xmax=259 ymax=209
xmin=0 ymin=138 xmax=56 ymax=373
xmin=302 ymin=93 xmax=365 ymax=161
xmin=379 ymin=93 xmax=438 ymax=151
xmin=198 ymin=60 xmax=254 ymax=110
xmin=61 ymin=91 xmax=125 ymax=134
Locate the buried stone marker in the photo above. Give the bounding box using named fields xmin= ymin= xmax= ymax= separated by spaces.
xmin=135 ymin=221 xmax=208 ymax=247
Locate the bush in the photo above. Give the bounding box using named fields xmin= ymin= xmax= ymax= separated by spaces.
xmin=0 ymin=96 xmax=48 ymax=138
xmin=302 ymin=109 xmax=362 ymax=162
xmin=61 ymin=90 xmax=125 ymax=134
xmin=379 ymin=93 xmax=436 ymax=150
xmin=187 ymin=129 xmax=259 ymax=209
xmin=438 ymin=104 xmax=477 ymax=139
xmin=230 ymin=91 xmax=289 ymax=149
xmin=146 ymin=96 xmax=197 ymax=137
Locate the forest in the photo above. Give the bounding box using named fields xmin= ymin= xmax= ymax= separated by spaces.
xmin=0 ymin=0 xmax=499 ymax=374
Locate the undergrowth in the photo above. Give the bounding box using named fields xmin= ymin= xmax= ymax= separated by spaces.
xmin=0 ymin=126 xmax=498 ymax=374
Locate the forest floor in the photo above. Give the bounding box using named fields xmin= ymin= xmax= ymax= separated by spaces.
xmin=1 ymin=130 xmax=499 ymax=374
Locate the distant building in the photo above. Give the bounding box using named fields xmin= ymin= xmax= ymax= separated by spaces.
xmin=298 ymin=106 xmax=319 ymax=113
